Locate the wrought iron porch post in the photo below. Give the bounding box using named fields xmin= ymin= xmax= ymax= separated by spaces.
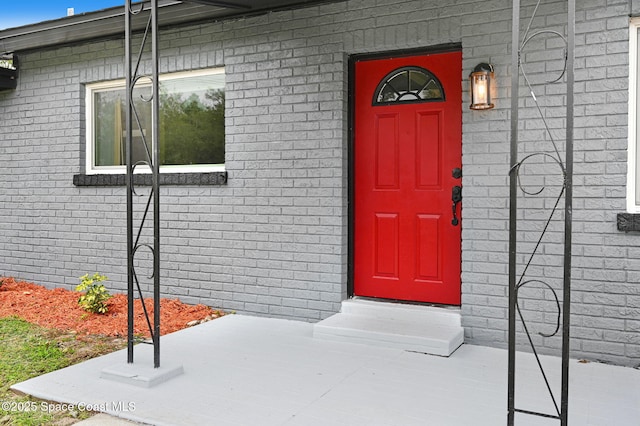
xmin=125 ymin=0 xmax=161 ymax=368
xmin=507 ymin=0 xmax=520 ymax=424
xmin=561 ymin=2 xmax=575 ymax=423
xmin=125 ymin=0 xmax=134 ymax=365
xmin=151 ymin=0 xmax=161 ymax=369
xmin=508 ymin=0 xmax=574 ymax=424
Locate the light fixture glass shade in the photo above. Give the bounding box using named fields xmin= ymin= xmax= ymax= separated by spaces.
xmin=470 ymin=63 xmax=494 ymax=110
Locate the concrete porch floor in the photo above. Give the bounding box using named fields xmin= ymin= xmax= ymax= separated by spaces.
xmin=12 ymin=315 xmax=640 ymax=426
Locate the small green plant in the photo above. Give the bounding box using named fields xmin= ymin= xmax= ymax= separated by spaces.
xmin=75 ymin=273 xmax=111 ymax=314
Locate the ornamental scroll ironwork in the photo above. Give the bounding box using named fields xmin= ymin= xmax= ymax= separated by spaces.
xmin=508 ymin=0 xmax=574 ymax=425
xmin=125 ymin=0 xmax=161 ymax=368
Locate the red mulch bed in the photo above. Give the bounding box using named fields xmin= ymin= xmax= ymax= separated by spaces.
xmin=0 ymin=277 xmax=222 ymax=337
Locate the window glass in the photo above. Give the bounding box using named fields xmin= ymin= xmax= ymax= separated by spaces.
xmin=636 ymin=26 xmax=640 ymax=204
xmin=628 ymin=20 xmax=640 ymax=211
xmin=160 ymin=74 xmax=225 ymax=166
xmin=87 ymin=68 xmax=225 ymax=173
xmin=94 ymin=86 xmax=151 ymax=167
xmin=373 ymin=66 xmax=444 ymax=105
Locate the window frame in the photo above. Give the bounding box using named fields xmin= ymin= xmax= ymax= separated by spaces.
xmin=85 ymin=67 xmax=226 ymax=175
xmin=628 ymin=19 xmax=640 ymax=212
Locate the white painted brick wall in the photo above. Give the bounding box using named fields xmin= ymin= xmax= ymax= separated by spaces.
xmin=0 ymin=0 xmax=638 ymax=366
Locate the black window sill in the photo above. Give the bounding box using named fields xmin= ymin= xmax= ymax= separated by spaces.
xmin=73 ymin=172 xmax=228 ymax=187
xmin=617 ymin=213 xmax=640 ymax=232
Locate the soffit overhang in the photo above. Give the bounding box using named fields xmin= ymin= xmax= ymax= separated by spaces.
xmin=0 ymin=0 xmax=346 ymax=54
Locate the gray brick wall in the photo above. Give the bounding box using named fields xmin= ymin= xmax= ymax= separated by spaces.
xmin=460 ymin=0 xmax=639 ymax=367
xmin=0 ymin=0 xmax=638 ymax=366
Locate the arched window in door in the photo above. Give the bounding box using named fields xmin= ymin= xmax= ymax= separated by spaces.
xmin=373 ymin=66 xmax=445 ymax=105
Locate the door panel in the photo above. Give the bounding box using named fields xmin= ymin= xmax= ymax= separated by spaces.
xmin=353 ymin=50 xmax=462 ymax=305
xmin=416 ymin=111 xmax=441 ymax=188
xmin=416 ymin=214 xmax=440 ymax=281
xmin=375 ymin=114 xmax=400 ymax=189
xmin=374 ymin=213 xmax=399 ymax=278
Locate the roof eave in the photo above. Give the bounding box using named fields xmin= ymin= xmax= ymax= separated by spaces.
xmin=0 ymin=0 xmax=344 ymax=54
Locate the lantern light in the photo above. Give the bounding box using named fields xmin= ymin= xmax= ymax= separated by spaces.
xmin=470 ymin=63 xmax=494 ymax=110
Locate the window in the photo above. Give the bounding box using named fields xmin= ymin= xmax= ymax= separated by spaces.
xmin=0 ymin=53 xmax=18 ymax=90
xmin=373 ymin=66 xmax=444 ymax=105
xmin=629 ymin=19 xmax=640 ymax=212
xmin=86 ymin=68 xmax=225 ymax=174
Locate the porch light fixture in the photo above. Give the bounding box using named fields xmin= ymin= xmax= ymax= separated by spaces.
xmin=469 ymin=62 xmax=494 ymax=110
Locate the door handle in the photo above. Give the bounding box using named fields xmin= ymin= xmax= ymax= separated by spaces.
xmin=451 ymin=186 xmax=462 ymax=226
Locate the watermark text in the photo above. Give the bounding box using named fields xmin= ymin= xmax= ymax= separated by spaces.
xmin=1 ymin=400 xmax=136 ymax=413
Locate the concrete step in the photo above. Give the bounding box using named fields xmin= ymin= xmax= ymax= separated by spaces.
xmin=313 ymin=299 xmax=464 ymax=357
xmin=340 ymin=299 xmax=462 ymax=327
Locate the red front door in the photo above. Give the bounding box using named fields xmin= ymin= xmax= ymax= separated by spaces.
xmin=353 ymin=51 xmax=462 ymax=305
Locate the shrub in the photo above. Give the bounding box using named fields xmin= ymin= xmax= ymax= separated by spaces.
xmin=76 ymin=273 xmax=111 ymax=314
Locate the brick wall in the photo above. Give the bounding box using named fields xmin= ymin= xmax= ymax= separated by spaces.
xmin=460 ymin=0 xmax=639 ymax=366
xmin=0 ymin=0 xmax=638 ymax=366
